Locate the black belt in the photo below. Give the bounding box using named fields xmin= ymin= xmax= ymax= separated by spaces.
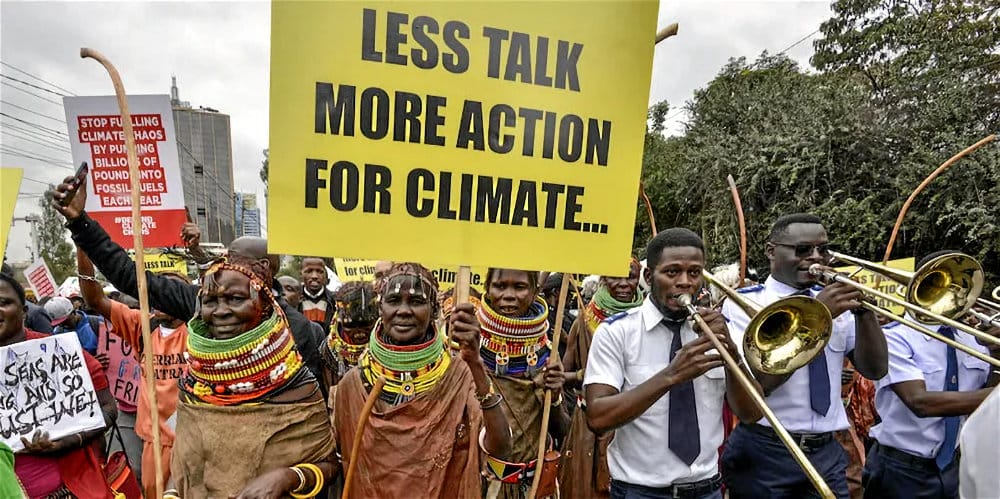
xmin=744 ymin=423 xmax=834 ymax=452
xmin=612 ymin=475 xmax=722 ymax=499
xmin=872 ymin=442 xmax=946 ymax=470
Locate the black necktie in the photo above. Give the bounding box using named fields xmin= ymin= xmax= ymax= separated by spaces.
xmin=936 ymin=326 xmax=959 ymax=469
xmin=794 ymin=288 xmax=831 ymax=416
xmin=664 ymin=319 xmax=700 ymax=466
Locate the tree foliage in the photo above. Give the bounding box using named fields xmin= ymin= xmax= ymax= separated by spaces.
xmin=636 ymin=0 xmax=1000 ymax=283
xmin=37 ymin=195 xmax=75 ymax=284
xmin=259 ymin=148 xmax=269 ymax=188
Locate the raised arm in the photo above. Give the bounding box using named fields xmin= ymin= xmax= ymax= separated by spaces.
xmin=77 ymin=248 xmax=112 ymax=320
xmin=50 ymin=176 xmax=199 ymax=321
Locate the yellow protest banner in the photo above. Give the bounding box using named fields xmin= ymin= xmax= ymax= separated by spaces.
xmin=334 ymin=257 xmax=487 ymax=293
xmin=334 ymin=258 xmax=378 ymax=282
xmin=127 ymin=250 xmax=188 ymax=274
xmin=0 ymin=168 xmax=23 ymax=260
xmin=836 ymin=257 xmax=914 ymax=316
xmin=269 ymin=2 xmax=656 ymax=276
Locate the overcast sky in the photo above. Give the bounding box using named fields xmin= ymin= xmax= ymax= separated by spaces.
xmin=0 ymin=0 xmax=832 ymax=265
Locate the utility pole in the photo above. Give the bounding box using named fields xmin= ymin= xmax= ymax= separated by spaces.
xmin=13 ymin=214 xmax=41 ymax=260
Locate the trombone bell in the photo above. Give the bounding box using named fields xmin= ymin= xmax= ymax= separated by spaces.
xmin=907 ymin=253 xmax=984 ymax=324
xmin=744 ymin=296 xmax=833 ymax=375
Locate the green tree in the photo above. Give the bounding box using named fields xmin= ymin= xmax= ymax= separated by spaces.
xmin=813 ymin=0 xmax=1000 ymax=277
xmin=636 ymin=54 xmax=890 ymax=274
xmin=278 ymin=255 xmax=303 ymax=279
xmin=37 ymin=194 xmax=75 ymax=284
xmin=259 ymin=148 xmax=269 ymax=188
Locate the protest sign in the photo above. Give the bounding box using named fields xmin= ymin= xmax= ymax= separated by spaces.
xmin=63 ymin=95 xmax=186 ymax=249
xmin=835 ymin=257 xmax=914 ymax=316
xmin=0 ymin=335 xmax=106 ymax=452
xmin=127 ymin=250 xmax=188 ymax=274
xmin=23 ymin=259 xmax=57 ymax=299
xmin=0 ymin=168 xmax=22 ymax=259
xmin=269 ymin=2 xmax=656 ymax=276
xmin=97 ymin=324 xmax=142 ymax=407
xmin=334 ymin=257 xmax=487 ymax=293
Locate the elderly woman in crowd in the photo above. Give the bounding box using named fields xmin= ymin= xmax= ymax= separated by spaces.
xmin=169 ymin=257 xmax=336 ymax=498
xmin=334 ymin=263 xmax=511 ymax=498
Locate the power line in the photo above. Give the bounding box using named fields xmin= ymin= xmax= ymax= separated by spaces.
xmin=0 ymin=112 xmax=68 ymax=137
xmin=0 ymin=81 xmax=62 ymax=106
xmin=1 ymin=121 xmax=70 ymax=145
xmin=0 ymin=62 xmax=77 ymax=96
xmin=0 ymin=99 xmax=66 ymax=124
xmin=0 ymin=144 xmax=72 ymax=165
xmin=775 ymin=29 xmax=821 ymax=56
xmin=0 ymin=73 xmax=68 ymax=98
xmin=1 ymin=128 xmax=72 ymax=153
xmin=0 ymin=148 xmax=74 ymax=169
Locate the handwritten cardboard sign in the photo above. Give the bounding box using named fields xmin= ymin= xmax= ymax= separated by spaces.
xmin=97 ymin=323 xmax=142 ymax=407
xmin=0 ymin=335 xmax=106 ymax=452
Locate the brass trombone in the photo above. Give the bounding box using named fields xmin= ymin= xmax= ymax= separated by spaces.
xmin=968 ymin=286 xmax=1000 ymax=330
xmin=809 ymin=252 xmax=1000 ymax=368
xmin=677 ymin=270 xmax=835 ymax=499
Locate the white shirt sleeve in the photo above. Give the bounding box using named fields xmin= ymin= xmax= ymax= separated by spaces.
xmin=584 ymin=322 xmax=626 ymax=391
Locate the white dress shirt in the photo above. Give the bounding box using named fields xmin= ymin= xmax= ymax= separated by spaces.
xmin=869 ymin=317 xmax=991 ymax=457
xmin=722 ymin=276 xmax=856 ymax=433
xmin=585 ymin=297 xmax=726 ymax=487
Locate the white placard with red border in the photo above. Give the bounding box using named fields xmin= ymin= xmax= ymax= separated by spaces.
xmin=23 ymin=259 xmax=57 ymax=299
xmin=63 ymin=95 xmax=185 ymax=248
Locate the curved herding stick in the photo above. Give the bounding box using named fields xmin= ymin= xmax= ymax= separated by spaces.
xmin=342 ymin=376 xmax=387 ymax=499
xmin=882 ymin=134 xmax=996 ymax=264
xmin=726 ymin=175 xmax=747 ymax=284
xmin=80 ymin=47 xmax=164 ymax=499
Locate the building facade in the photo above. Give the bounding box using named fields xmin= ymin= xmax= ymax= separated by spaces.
xmin=235 ymin=192 xmax=261 ymax=237
xmin=170 ymin=77 xmax=236 ymax=244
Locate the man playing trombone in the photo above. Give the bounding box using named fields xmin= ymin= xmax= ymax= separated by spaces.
xmin=585 ymin=228 xmax=762 ymax=499
xmin=721 ymin=213 xmax=888 ymax=499
xmin=863 ymin=250 xmax=1000 ymax=499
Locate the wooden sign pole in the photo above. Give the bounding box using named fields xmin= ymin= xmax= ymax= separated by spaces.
xmin=80 ymin=47 xmax=164 ymax=499
xmin=527 ymin=272 xmax=570 ymax=498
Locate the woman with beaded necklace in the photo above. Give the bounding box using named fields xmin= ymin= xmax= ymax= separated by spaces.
xmin=479 ymin=268 xmax=569 ymax=499
xmin=168 ymin=258 xmax=336 ymax=499
xmin=559 ymin=260 xmax=644 ymax=499
xmin=334 ymin=262 xmax=512 ymax=498
xmin=319 ymin=281 xmax=379 ymax=393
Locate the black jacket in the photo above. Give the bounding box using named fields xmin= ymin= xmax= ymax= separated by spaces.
xmin=67 ymin=213 xmax=327 ymax=395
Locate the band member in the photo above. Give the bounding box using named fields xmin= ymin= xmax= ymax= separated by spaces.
xmin=559 ymin=259 xmax=644 ymax=498
xmin=586 ymin=228 xmax=762 ymax=499
xmin=863 ymin=251 xmax=999 ymax=499
xmin=720 ymin=213 xmax=888 ymax=499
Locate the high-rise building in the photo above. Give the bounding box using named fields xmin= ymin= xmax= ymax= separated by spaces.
xmin=235 ymin=192 xmax=261 ymax=237
xmin=170 ymin=77 xmax=236 ymax=244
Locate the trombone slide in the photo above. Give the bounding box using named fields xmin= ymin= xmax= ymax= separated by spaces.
xmin=677 ymin=295 xmax=835 ymax=499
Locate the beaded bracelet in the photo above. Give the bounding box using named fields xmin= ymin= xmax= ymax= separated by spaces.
xmin=289 ymin=463 xmax=325 ymax=499
xmin=474 ymin=377 xmax=494 ymax=403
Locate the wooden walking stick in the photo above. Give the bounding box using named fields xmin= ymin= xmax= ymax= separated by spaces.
xmin=342 ymin=375 xmax=386 ymax=499
xmin=655 ymin=23 xmax=679 ymax=44
xmin=882 ymin=134 xmax=996 ymax=264
xmin=527 ymin=272 xmax=571 ymax=498
xmin=80 ymin=47 xmax=165 ymax=499
xmin=726 ymin=175 xmax=748 ymax=284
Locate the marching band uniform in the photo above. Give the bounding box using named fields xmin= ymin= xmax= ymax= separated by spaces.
xmin=864 ymin=318 xmax=992 ymax=499
xmin=721 ymin=278 xmax=856 ymax=499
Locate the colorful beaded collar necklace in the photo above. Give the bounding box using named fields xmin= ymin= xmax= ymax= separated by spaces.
xmin=181 ymin=261 xmax=303 ymax=405
xmin=360 ymin=321 xmax=450 ymax=405
xmin=477 ymin=296 xmax=550 ymax=377
xmin=585 ymin=285 xmax=644 ymax=332
xmin=326 ymin=316 xmax=369 ymax=376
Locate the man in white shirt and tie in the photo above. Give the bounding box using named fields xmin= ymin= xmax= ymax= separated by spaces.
xmin=585 ymin=228 xmax=763 ymax=499
xmin=720 ymin=213 xmax=888 ymax=499
xmin=864 ymin=250 xmax=999 ymax=499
